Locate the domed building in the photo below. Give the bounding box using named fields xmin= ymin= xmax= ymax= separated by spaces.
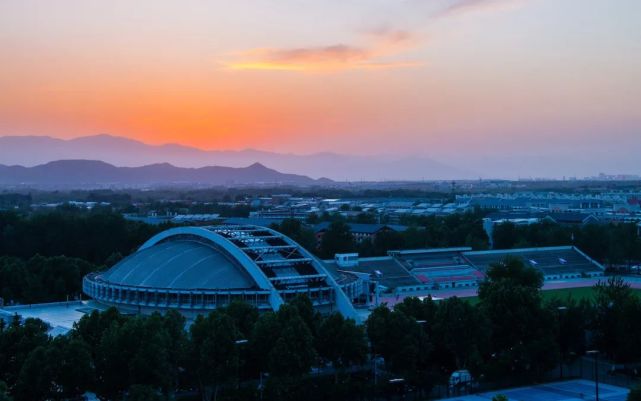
xmin=82 ymin=225 xmax=366 ymax=320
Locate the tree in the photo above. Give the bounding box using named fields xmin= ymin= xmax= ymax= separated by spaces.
xmin=433 ymin=297 xmax=490 ymax=374
xmin=373 ymin=231 xmax=405 ymax=255
xmin=0 ymin=381 xmax=12 ymax=401
xmin=492 ymin=395 xmax=508 ymax=401
xmin=14 ymin=346 xmax=54 ymax=401
xmin=271 ymin=219 xmax=316 ymax=252
xmin=492 ymin=222 xmax=519 ymax=249
xmin=319 ymin=221 xmax=355 ymax=258
xmin=592 ymin=277 xmax=641 ymax=362
xmin=0 ymin=317 xmax=50 ymax=390
xmin=317 ymin=313 xmax=367 ymax=382
xmin=249 ymin=312 xmax=282 ymax=376
xmin=50 ymin=336 xmax=94 ymax=400
xmin=268 ymin=305 xmax=316 ymax=377
xmin=478 ymin=258 xmax=556 ymax=379
xmin=628 ymin=386 xmax=641 ymax=401
xmin=126 ymin=385 xmax=163 ymax=401
xmin=189 ymin=311 xmax=241 ymax=401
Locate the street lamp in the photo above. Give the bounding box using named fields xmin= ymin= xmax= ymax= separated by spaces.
xmin=587 ymin=350 xmax=600 ymax=401
xmin=234 ymin=339 xmax=248 ymax=390
xmin=557 ymin=306 xmax=568 ymax=379
xmin=416 ymin=320 xmax=427 ymax=399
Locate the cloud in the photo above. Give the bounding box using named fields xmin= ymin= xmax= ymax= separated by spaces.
xmin=224 ymin=28 xmax=421 ymax=72
xmin=435 ymin=0 xmax=526 ymax=18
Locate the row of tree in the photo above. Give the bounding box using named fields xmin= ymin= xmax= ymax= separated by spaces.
xmin=0 ymin=209 xmax=164 ymax=265
xmin=0 ymin=297 xmax=367 ymax=401
xmin=271 ymin=211 xmax=490 ymax=260
xmin=2 ymin=259 xmax=641 ymax=401
xmin=493 ymin=221 xmax=641 ymax=266
xmin=0 ymin=255 xmax=97 ymax=305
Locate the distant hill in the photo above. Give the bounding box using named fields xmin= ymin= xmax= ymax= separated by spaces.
xmin=0 ymin=160 xmax=329 ymax=188
xmin=0 ymin=134 xmax=473 ymax=180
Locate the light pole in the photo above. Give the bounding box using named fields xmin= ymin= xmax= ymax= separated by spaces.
xmin=416 ymin=320 xmax=427 ymax=399
xmin=587 ymin=350 xmax=600 ymax=401
xmin=557 ymin=306 xmax=567 ymax=379
xmin=234 ymin=339 xmax=248 ymax=390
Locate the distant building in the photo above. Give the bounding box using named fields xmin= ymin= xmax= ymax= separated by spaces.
xmin=313 ymin=222 xmax=408 ymax=245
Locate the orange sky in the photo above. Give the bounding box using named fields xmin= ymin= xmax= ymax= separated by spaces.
xmin=1 ymin=0 xmax=640 ymax=166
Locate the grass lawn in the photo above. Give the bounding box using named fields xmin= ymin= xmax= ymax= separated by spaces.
xmin=461 ymin=286 xmax=641 ymax=305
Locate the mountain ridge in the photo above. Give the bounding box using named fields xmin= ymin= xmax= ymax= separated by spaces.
xmin=0 ymin=159 xmax=329 ymax=188
xmin=0 ymin=134 xmax=473 ymax=180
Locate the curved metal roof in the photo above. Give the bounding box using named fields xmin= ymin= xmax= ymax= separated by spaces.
xmin=99 ymin=239 xmax=256 ymax=289
xmin=87 ymin=225 xmax=360 ymax=321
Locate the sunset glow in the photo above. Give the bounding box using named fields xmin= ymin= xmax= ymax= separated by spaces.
xmin=1 ymin=0 xmax=640 ymax=176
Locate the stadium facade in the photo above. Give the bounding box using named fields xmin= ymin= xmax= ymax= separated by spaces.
xmin=82 ymin=225 xmax=366 ymax=320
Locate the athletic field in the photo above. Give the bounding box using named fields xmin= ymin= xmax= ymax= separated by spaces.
xmin=442 ymin=379 xmax=628 ymax=401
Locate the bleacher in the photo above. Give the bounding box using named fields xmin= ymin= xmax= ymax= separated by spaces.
xmin=395 ymin=249 xmax=485 ymax=288
xmin=463 ymin=246 xmax=604 ymax=279
xmin=323 ymin=257 xmax=420 ymax=290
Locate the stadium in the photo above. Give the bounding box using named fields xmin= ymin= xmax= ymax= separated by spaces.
xmin=82 ymin=225 xmax=365 ymax=321
xmin=0 ymin=224 xmax=611 ymax=335
xmin=324 ymin=246 xmax=605 ymax=295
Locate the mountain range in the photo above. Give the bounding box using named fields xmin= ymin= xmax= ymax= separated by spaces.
xmin=0 ymin=134 xmax=472 ymax=181
xmin=0 ymin=160 xmax=329 ymax=188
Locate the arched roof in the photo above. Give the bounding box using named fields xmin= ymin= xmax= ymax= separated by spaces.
xmin=100 ymin=239 xmax=255 ymax=290
xmin=88 ymin=225 xmax=359 ymax=319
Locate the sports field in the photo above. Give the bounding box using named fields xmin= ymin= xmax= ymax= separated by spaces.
xmin=461 ymin=286 xmax=641 ymax=305
xmin=442 ymin=379 xmax=628 ymax=401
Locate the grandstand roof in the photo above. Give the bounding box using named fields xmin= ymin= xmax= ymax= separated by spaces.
xmin=323 ymin=256 xmax=419 ymax=289
xmin=463 ymin=246 xmax=603 ymax=275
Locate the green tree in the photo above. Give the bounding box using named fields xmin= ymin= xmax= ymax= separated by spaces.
xmin=268 ymin=305 xmax=316 ymax=377
xmin=0 ymin=381 xmax=12 ymax=401
xmin=319 ymin=221 xmax=355 ymax=258
xmin=433 ymin=297 xmax=490 ymax=373
xmin=592 ymin=277 xmax=641 ymax=362
xmin=189 ymin=311 xmax=241 ymax=401
xmin=478 ymin=258 xmax=556 ymax=379
xmin=317 ymin=313 xmax=367 ymax=382
xmin=272 ymin=219 xmax=316 ymax=252
xmin=14 ymin=346 xmax=54 ymax=401
xmin=126 ymin=385 xmax=163 ymax=401
xmin=0 ymin=317 xmax=50 ymax=390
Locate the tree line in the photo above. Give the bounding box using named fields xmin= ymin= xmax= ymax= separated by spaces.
xmin=271 ymin=211 xmax=491 ymax=260
xmin=0 ymin=209 xmax=164 ymax=266
xmin=0 ymin=209 xmax=166 ymax=306
xmin=2 ymin=260 xmax=641 ymax=401
xmin=492 ymin=220 xmax=641 ymax=266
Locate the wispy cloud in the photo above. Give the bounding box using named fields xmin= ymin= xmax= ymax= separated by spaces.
xmin=224 ymin=29 xmax=421 ymax=72
xmin=435 ymin=0 xmax=526 ymax=18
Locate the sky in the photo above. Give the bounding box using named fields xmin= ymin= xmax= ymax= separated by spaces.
xmin=1 ymin=0 xmax=640 ymax=177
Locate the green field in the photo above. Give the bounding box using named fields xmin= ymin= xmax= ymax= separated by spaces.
xmin=461 ymin=286 xmax=641 ymax=305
